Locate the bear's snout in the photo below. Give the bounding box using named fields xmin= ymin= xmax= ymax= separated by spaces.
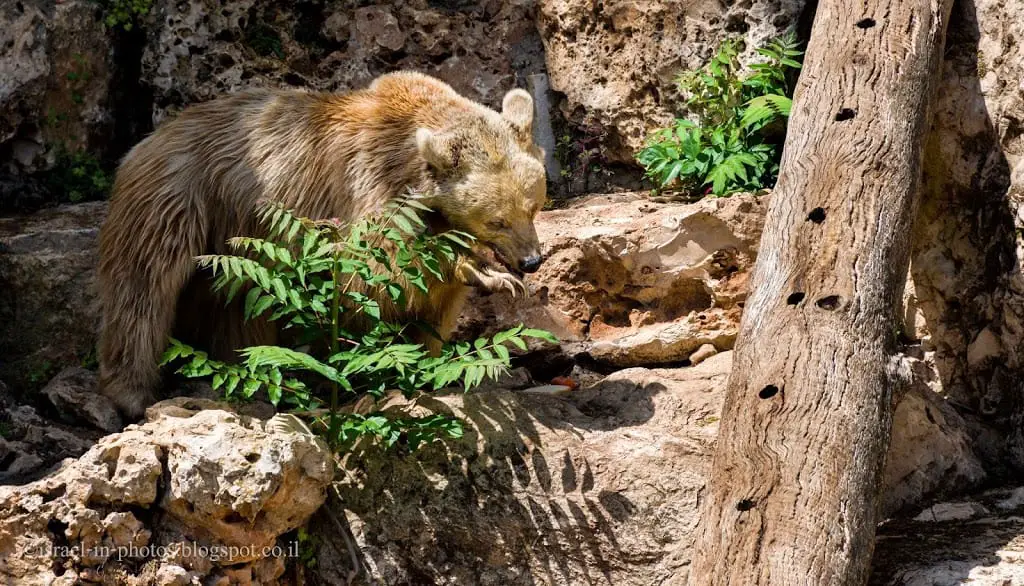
xmin=520 ymin=255 xmax=543 ymax=274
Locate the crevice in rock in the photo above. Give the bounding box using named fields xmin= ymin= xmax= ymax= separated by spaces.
xmin=106 ymin=24 xmax=154 ymax=181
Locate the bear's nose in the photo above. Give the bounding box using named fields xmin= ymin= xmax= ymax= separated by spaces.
xmin=520 ymin=255 xmax=543 ymax=274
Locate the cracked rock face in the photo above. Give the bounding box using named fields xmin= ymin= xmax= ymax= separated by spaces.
xmin=457 ymin=192 xmax=767 ymax=368
xmin=2 ymin=193 xmax=766 ymax=392
xmin=0 ymin=201 xmax=105 ymax=392
xmin=0 ymin=0 xmax=116 ymax=209
xmin=905 ymin=0 xmax=1024 ymax=468
xmin=0 ymin=401 xmax=332 ymax=585
xmin=140 ymin=0 xmax=546 ymax=124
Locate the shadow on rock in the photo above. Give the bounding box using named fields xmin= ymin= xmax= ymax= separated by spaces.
xmin=310 ymin=354 xmax=731 ymax=585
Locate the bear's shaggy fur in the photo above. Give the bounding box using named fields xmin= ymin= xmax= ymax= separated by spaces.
xmin=97 ymin=72 xmax=547 ymax=418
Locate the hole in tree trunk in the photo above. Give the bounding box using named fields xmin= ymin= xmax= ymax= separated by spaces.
xmin=786 ymin=292 xmax=806 ymax=305
xmin=835 ymin=108 xmax=857 ymax=121
xmin=856 ymin=18 xmax=876 ymax=28
xmin=816 ymin=295 xmax=842 ymax=310
xmin=807 ymin=207 xmax=826 ymax=223
xmin=759 ymin=385 xmax=780 ymax=399
xmin=736 ymin=499 xmax=756 ymax=511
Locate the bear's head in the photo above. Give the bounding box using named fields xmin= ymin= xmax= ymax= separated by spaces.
xmin=417 ymin=89 xmax=547 ymax=276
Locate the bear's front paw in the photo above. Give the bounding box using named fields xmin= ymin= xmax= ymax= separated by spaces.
xmin=479 ymin=268 xmax=528 ymax=297
xmin=458 ymin=260 xmax=527 ymax=297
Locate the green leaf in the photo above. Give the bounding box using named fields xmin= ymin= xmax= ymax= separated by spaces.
xmin=244 ymin=378 xmax=264 ymax=397
xmin=442 ymin=232 xmax=473 ymax=249
xmin=392 ymin=214 xmax=415 ymax=235
xmin=494 ymin=344 xmax=510 ymax=362
xmin=253 ymin=295 xmax=275 ymax=317
xmin=268 ymin=384 xmax=282 ymax=405
xmin=663 ymin=160 xmax=685 ymax=186
xmin=244 ymin=287 xmax=262 ymax=319
xmin=521 ymin=328 xmax=559 ymax=344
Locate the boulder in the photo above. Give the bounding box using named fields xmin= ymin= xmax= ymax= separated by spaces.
xmin=41 ymin=367 xmax=122 ymax=433
xmin=314 ymin=351 xmax=983 ymax=585
xmin=0 ymin=201 xmax=105 ymax=393
xmin=0 ymin=401 xmax=333 ymax=585
xmin=0 ymin=378 xmax=101 ymax=485
xmin=537 ymin=0 xmax=808 ymax=161
xmin=457 ymin=192 xmax=766 ymax=368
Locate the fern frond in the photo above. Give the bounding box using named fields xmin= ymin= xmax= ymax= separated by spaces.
xmin=241 ymin=346 xmax=346 ymax=387
xmin=741 ymin=94 xmax=793 ymax=128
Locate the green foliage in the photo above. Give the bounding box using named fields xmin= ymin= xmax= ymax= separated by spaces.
xmin=27 ymin=360 xmax=56 ymax=386
xmin=80 ymin=346 xmax=100 ymax=371
xmin=637 ymin=33 xmax=803 ymax=197
xmin=246 ymin=23 xmax=285 ymax=59
xmin=101 ymin=0 xmax=153 ymax=31
xmin=47 ymin=148 xmax=113 ymax=203
xmin=162 ymin=195 xmax=558 ymax=451
xmin=294 ymin=528 xmax=318 ymax=569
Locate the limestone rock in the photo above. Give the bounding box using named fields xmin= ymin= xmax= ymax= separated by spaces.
xmin=537 ymin=0 xmax=807 ymax=161
xmin=907 ymin=0 xmax=1024 ymax=466
xmin=0 ymin=378 xmax=100 ymax=485
xmin=315 ymin=351 xmax=983 ymax=584
xmin=0 ymin=201 xmax=105 ymax=392
xmin=588 ymin=311 xmax=738 ymax=367
xmin=0 ymin=193 xmax=765 ymax=389
xmin=0 ymin=403 xmax=332 ymax=584
xmin=457 ymin=192 xmax=766 ymax=368
xmin=688 ymin=343 xmax=718 ymax=365
xmin=41 ymin=367 xmax=122 ymax=432
xmin=881 ymin=355 xmax=987 ymax=515
xmin=140 ymin=0 xmax=546 ymax=124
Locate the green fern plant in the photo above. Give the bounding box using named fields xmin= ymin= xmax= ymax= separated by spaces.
xmin=101 ymin=0 xmax=153 ymax=31
xmin=637 ymin=32 xmax=803 ymax=196
xmin=162 ymin=195 xmax=557 ymax=450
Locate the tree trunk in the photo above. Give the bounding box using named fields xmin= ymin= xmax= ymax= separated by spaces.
xmin=687 ymin=1 xmax=955 ymax=584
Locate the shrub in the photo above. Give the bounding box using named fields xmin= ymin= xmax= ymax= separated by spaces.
xmin=162 ymin=195 xmax=556 ymax=450
xmin=47 ymin=148 xmax=113 ymax=203
xmin=102 ymin=0 xmax=153 ymax=31
xmin=637 ymin=33 xmax=803 ymax=197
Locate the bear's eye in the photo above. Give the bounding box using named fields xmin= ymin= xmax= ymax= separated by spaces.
xmin=488 ymin=219 xmax=509 ymax=230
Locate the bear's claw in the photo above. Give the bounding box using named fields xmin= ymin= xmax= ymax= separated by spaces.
xmin=457 ymin=258 xmax=528 ymax=297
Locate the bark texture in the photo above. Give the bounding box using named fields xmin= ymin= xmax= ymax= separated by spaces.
xmin=687 ymin=1 xmax=955 ymax=584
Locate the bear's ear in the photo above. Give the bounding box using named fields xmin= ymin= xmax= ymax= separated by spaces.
xmin=416 ymin=128 xmax=458 ymax=173
xmin=502 ymin=89 xmax=534 ymax=136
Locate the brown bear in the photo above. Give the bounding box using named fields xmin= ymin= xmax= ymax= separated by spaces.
xmin=97 ymin=71 xmax=547 ymax=419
